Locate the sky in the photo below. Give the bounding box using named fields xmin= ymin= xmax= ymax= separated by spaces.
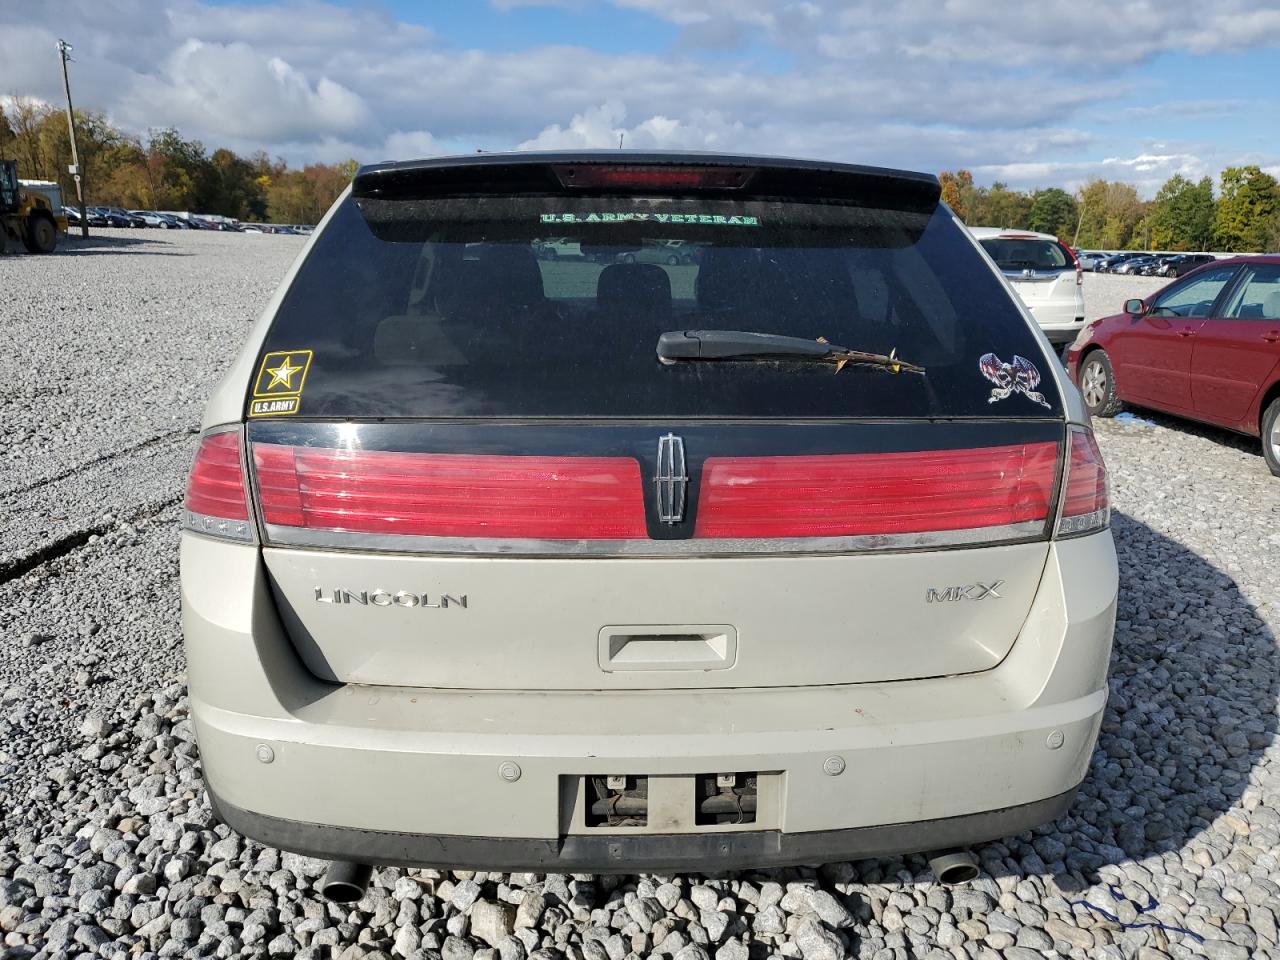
xmin=3 ymin=0 xmax=1279 ymax=197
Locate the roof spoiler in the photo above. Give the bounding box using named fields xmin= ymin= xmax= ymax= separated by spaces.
xmin=351 ymin=151 xmax=941 ymax=211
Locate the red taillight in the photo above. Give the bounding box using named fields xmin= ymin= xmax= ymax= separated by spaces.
xmin=1060 ymin=241 xmax=1083 ymax=284
xmin=253 ymin=445 xmax=649 ymax=540
xmin=693 ymin=442 xmax=1058 ymax=539
xmin=1056 ymin=427 xmax=1109 ymax=536
xmin=554 ymin=164 xmax=753 ymax=191
xmin=183 ymin=431 xmax=252 ymax=541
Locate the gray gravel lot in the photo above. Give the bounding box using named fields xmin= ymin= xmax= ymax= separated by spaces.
xmin=1 ymin=233 xmax=1278 ymax=960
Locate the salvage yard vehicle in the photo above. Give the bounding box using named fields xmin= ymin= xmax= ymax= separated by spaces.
xmin=1095 ymin=251 xmax=1143 ymax=274
xmin=1159 ymin=253 xmax=1217 ymax=278
xmin=182 ymin=151 xmax=1118 ymax=891
xmin=1069 ymin=255 xmax=1280 ymax=476
xmin=0 ymin=159 xmax=65 ymax=253
xmin=1114 ymin=254 xmax=1158 ymax=276
xmin=969 ymin=227 xmax=1086 ymax=345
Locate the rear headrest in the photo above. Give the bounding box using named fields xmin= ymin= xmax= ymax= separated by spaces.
xmin=695 ymin=250 xmax=742 ymax=313
xmin=696 ymin=250 xmax=795 ymax=319
xmin=476 ymin=244 xmax=546 ymax=307
xmin=597 ymin=263 xmax=672 ymax=315
xmin=1263 ymin=287 xmax=1280 ymax=320
xmin=432 ymin=244 xmax=546 ymax=318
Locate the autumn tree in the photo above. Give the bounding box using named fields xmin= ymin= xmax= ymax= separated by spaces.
xmin=209 ymin=148 xmax=267 ymax=220
xmin=3 ymin=97 xmax=50 ymax=177
xmin=1074 ymin=180 xmax=1146 ymax=249
xmin=0 ymin=104 xmax=14 ymax=159
xmin=938 ymin=169 xmax=978 ymax=221
xmin=1213 ymin=166 xmax=1279 ymax=252
xmin=1027 ymin=188 xmax=1077 ymax=239
xmin=1145 ymin=175 xmax=1215 ymax=250
xmin=977 ymin=182 xmax=1032 ymax=229
xmin=266 ymin=160 xmax=357 ymax=224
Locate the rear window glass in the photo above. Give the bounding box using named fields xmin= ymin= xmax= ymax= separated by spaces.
xmin=979 ymin=238 xmax=1070 ymax=272
xmin=254 ymin=193 xmax=1059 ymax=419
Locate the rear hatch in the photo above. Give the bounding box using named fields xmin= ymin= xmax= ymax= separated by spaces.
xmin=979 ymin=233 xmax=1079 ymax=306
xmin=244 ymin=155 xmax=1067 ymax=691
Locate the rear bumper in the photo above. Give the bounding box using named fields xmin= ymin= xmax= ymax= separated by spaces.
xmin=1025 ymin=300 xmax=1086 ymax=342
xmin=182 ymin=530 xmax=1117 ymax=870
xmin=208 ymin=783 xmax=1079 ymax=873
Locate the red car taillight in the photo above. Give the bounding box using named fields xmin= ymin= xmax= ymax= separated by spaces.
xmin=252 ymin=445 xmax=649 ymax=540
xmin=183 ymin=430 xmax=253 ymax=541
xmin=1061 ymin=242 xmax=1083 ymax=284
xmin=554 ymin=164 xmax=753 ymax=191
xmin=1056 ymin=426 xmax=1109 ymax=537
xmin=693 ymin=442 xmax=1058 ymax=539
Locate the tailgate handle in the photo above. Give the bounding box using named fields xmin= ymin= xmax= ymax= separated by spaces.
xmin=599 ymin=626 xmax=737 ymax=672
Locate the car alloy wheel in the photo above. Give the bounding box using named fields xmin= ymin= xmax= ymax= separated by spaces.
xmin=1081 ymin=358 xmax=1108 ymax=410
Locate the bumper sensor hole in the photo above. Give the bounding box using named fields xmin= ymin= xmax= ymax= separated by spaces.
xmin=586 ymin=775 xmax=648 ymax=827
xmin=696 ymin=772 xmax=758 ymax=825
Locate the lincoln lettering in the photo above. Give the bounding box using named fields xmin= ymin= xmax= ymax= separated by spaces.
xmin=314 ymin=588 xmax=468 ymax=609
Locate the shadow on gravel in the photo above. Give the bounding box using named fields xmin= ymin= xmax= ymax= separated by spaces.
xmin=58 ymin=234 xmax=192 ymax=256
xmin=972 ymin=510 xmax=1276 ymax=886
xmin=1110 ymin=404 xmax=1264 ymax=461
xmin=821 ymin=510 xmax=1279 ymax=892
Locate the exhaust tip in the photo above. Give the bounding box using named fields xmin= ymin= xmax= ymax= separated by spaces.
xmin=320 ymin=861 xmax=373 ymax=903
xmin=927 ymin=849 xmax=980 ymax=885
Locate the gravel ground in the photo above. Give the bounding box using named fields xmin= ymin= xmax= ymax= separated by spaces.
xmin=1081 ymin=272 xmax=1165 ymax=323
xmin=2 ymin=235 xmax=1278 ymax=960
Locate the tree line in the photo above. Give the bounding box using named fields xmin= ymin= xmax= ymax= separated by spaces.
xmin=5 ymin=92 xmax=1277 ymax=245
xmin=940 ymin=167 xmax=1280 ymax=253
xmin=0 ymin=97 xmax=355 ymax=224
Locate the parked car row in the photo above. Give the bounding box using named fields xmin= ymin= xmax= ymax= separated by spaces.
xmin=1080 ymin=250 xmax=1218 ymax=278
xmin=535 ymin=237 xmax=698 ymax=265
xmin=241 ymin=223 xmax=310 ymax=235
xmin=60 ymin=206 xmax=314 ymax=234
xmin=65 ymin=206 xmax=194 ymax=229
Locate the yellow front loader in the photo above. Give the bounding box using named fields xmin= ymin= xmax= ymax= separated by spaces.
xmin=0 ymin=159 xmax=66 ymax=254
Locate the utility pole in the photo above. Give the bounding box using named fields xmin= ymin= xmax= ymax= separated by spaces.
xmin=57 ymin=39 xmax=88 ymax=237
xmin=1072 ymin=194 xmax=1085 ymax=248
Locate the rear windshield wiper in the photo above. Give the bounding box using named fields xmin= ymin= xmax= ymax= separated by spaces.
xmin=656 ymin=330 xmax=925 ymax=375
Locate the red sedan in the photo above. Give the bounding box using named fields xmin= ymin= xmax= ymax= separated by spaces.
xmin=1066 ymin=255 xmax=1280 ymax=476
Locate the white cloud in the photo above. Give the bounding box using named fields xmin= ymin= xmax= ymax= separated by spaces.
xmin=517 ymin=102 xmax=747 ymax=152
xmin=977 ymin=156 xmax=1198 ymax=195
xmin=380 ymin=130 xmax=440 ymax=162
xmin=2 ymin=0 xmax=1279 ymax=198
xmin=119 ymin=39 xmax=369 ymax=144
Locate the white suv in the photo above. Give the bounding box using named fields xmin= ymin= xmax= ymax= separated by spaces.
xmin=970 ymin=227 xmax=1086 ymax=345
xmin=181 ymin=152 xmax=1116 ymax=895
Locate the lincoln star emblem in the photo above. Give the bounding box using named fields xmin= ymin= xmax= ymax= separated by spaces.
xmin=654 ymin=434 xmax=688 ymax=524
xmin=979 ymin=353 xmax=1050 ymax=408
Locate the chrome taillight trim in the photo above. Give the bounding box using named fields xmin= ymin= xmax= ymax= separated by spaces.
xmin=180 ymin=425 xmax=259 ymax=544
xmin=1053 ymin=423 xmax=1110 ymax=540
xmin=1056 ymin=507 xmax=1109 ymax=539
xmin=262 ymin=519 xmax=1047 ymax=558
xmin=182 ymin=509 xmax=254 ymax=542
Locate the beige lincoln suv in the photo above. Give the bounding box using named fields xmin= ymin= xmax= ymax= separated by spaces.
xmin=181 ymin=151 xmax=1117 ymax=897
